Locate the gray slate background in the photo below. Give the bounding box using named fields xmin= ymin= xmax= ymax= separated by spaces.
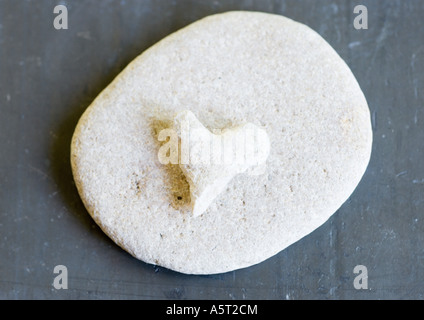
xmin=0 ymin=0 xmax=423 ymax=300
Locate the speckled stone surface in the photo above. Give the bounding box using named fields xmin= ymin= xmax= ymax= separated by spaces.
xmin=70 ymin=11 xmax=372 ymax=275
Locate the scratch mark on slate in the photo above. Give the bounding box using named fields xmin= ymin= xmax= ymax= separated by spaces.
xmin=372 ymin=111 xmax=377 ymax=130
xmin=396 ymin=171 xmax=407 ymax=178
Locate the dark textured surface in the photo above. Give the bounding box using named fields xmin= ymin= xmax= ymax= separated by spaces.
xmin=0 ymin=0 xmax=423 ymax=299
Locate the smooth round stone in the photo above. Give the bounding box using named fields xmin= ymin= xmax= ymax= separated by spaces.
xmin=71 ymin=11 xmax=373 ymax=274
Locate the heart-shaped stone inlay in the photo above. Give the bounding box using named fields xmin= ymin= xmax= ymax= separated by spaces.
xmin=168 ymin=110 xmax=270 ymax=217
